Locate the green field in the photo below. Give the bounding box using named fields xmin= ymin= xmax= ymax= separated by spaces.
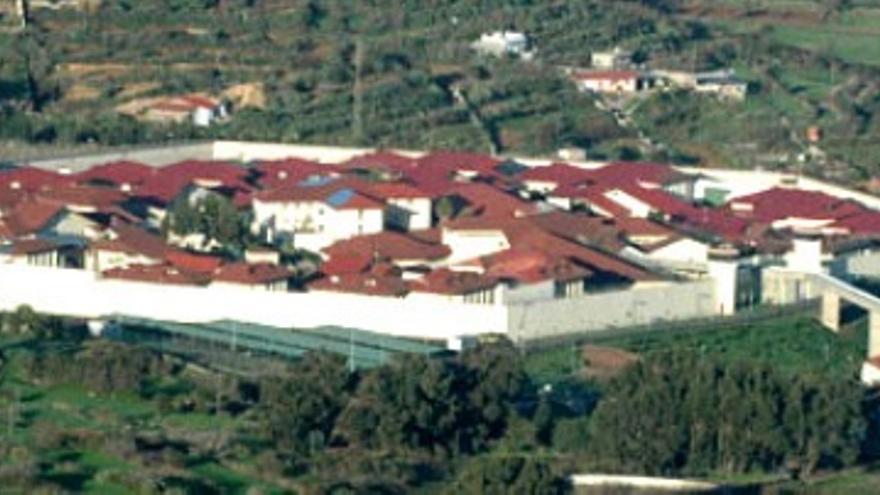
xmin=525 ymin=314 xmax=868 ymax=385
xmin=0 ymin=337 xmax=284 ymax=494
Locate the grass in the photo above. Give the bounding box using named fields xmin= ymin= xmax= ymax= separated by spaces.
xmin=524 ymin=315 xmax=868 ymax=384
xmin=0 ymin=341 xmax=287 ymax=494
xmin=773 ymin=464 xmax=880 ymax=495
xmin=771 ymin=26 xmax=880 ymax=67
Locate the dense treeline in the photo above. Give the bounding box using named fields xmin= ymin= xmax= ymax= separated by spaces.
xmin=2 ymin=309 xmax=880 ymax=492
xmin=588 ymin=353 xmax=868 ymax=478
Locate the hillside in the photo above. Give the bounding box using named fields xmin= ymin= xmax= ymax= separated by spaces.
xmin=1 ymin=0 xmax=879 ymax=187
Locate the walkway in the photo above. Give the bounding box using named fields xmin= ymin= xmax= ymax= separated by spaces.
xmin=811 ymin=273 xmax=880 ymax=359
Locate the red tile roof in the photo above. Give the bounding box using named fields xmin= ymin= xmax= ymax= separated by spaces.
xmin=832 ymin=212 xmax=880 ymax=235
xmin=673 ymin=207 xmax=751 ymax=242
xmin=255 ymin=177 xmax=387 ymax=211
xmin=308 ymin=271 xmax=409 ymax=297
xmin=475 ymin=248 xmax=593 ymax=284
xmin=442 ymin=182 xmax=539 ymax=219
xmin=179 ymin=95 xmax=220 ymax=108
xmin=519 ymin=163 xmax=594 ymax=186
xmin=365 ymin=181 xmax=429 ymax=200
xmin=320 ymin=252 xmax=374 ymax=276
xmin=526 ymin=211 xmax=628 ymax=253
xmin=102 ymin=264 xmax=210 ymax=286
xmin=74 ymin=161 xmax=155 ymax=187
xmin=322 ymin=231 xmax=450 ymax=262
xmin=589 ymin=162 xmax=690 ymax=188
xmin=0 ymin=188 xmax=27 ymax=212
xmin=165 ymin=250 xmax=223 ymax=275
xmin=613 ymin=217 xmax=676 ymax=238
xmin=551 ymin=183 xmax=630 ymax=217
xmin=445 ymin=215 xmax=654 ymax=282
xmin=342 ymin=151 xmax=418 ymax=172
xmin=134 ymin=160 xmax=252 ymax=204
xmin=614 ymin=185 xmax=693 ymax=216
xmin=0 ymin=199 xmax=65 ymax=236
xmin=573 ymin=70 xmax=640 ymax=81
xmin=728 ymin=187 xmax=866 ymax=223
xmin=0 ymin=167 xmax=74 ymax=192
xmin=36 ymin=186 xmax=128 ymax=210
xmin=416 ymin=151 xmax=502 ymax=173
xmin=92 ymin=221 xmax=170 ymax=260
xmin=3 ymin=238 xmax=60 ymax=256
xmin=409 ymin=268 xmax=499 ymax=295
xmin=253 ymin=158 xmax=339 ymax=189
xmin=92 ymin=222 xmax=230 ymax=273
xmin=212 ymin=262 xmax=291 ymax=285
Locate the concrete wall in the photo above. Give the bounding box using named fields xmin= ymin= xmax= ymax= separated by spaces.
xmin=507 ymin=280 xmax=715 ymax=342
xmin=213 ymin=141 xmax=379 ymax=164
xmin=0 ymin=264 xmax=723 ymax=344
xmin=762 ymin=268 xmax=823 ymax=305
xmin=20 ymin=142 xmax=215 ymax=172
xmin=830 ymin=250 xmax=880 ymax=279
xmin=0 ymin=264 xmax=507 ymax=341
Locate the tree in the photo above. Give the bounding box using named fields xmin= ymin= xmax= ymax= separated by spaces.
xmin=14 ymin=29 xmax=57 ymax=113
xmin=3 ymin=305 xmax=42 ymax=335
xmin=337 ymin=354 xmax=475 ymax=456
xmin=460 ymin=340 xmax=527 ymax=446
xmin=587 ymin=353 xmax=867 ymax=477
xmin=445 ymin=456 xmax=568 ymax=495
xmin=163 ymin=193 xmax=249 ymax=253
xmin=260 ymin=352 xmax=356 ymax=459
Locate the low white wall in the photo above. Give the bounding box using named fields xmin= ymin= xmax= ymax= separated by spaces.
xmin=570 ymin=474 xmax=718 ymax=492
xmin=0 ymin=264 xmax=507 ymax=341
xmin=508 ymin=280 xmax=716 ymax=342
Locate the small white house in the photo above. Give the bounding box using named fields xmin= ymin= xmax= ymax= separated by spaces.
xmin=472 ymin=31 xmax=534 ymax=60
xmin=143 ymin=95 xmax=229 ymax=127
xmin=572 ymin=71 xmax=646 ymax=94
xmin=591 ymin=47 xmax=633 ymax=69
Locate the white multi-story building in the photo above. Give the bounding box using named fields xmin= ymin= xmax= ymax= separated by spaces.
xmin=252 ymin=186 xmax=385 ymax=252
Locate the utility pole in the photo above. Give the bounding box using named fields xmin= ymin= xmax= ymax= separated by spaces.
xmin=352 ymin=37 xmax=365 ymax=143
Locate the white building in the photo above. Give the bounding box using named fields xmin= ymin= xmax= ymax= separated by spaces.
xmin=142 ymin=95 xmax=229 ymax=127
xmin=472 ymin=31 xmax=535 ymax=60
xmin=252 ymin=187 xmax=385 ymax=252
xmin=591 ymin=47 xmax=633 ymax=69
xmin=572 ymin=70 xmax=646 ymax=94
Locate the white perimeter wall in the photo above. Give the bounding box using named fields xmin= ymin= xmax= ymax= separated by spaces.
xmin=0 ymin=265 xmax=719 ymax=343
xmin=0 ymin=265 xmax=507 ymax=341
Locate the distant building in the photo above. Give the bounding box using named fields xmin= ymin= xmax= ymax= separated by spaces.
xmin=472 ymin=31 xmax=535 ymax=60
xmin=141 ymin=95 xmax=229 ymax=127
xmin=572 ymin=70 xmax=652 ymax=94
xmin=658 ymin=69 xmax=748 ymax=101
xmin=693 ymin=75 xmax=748 ymax=101
xmin=591 ymin=47 xmax=633 ymax=70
